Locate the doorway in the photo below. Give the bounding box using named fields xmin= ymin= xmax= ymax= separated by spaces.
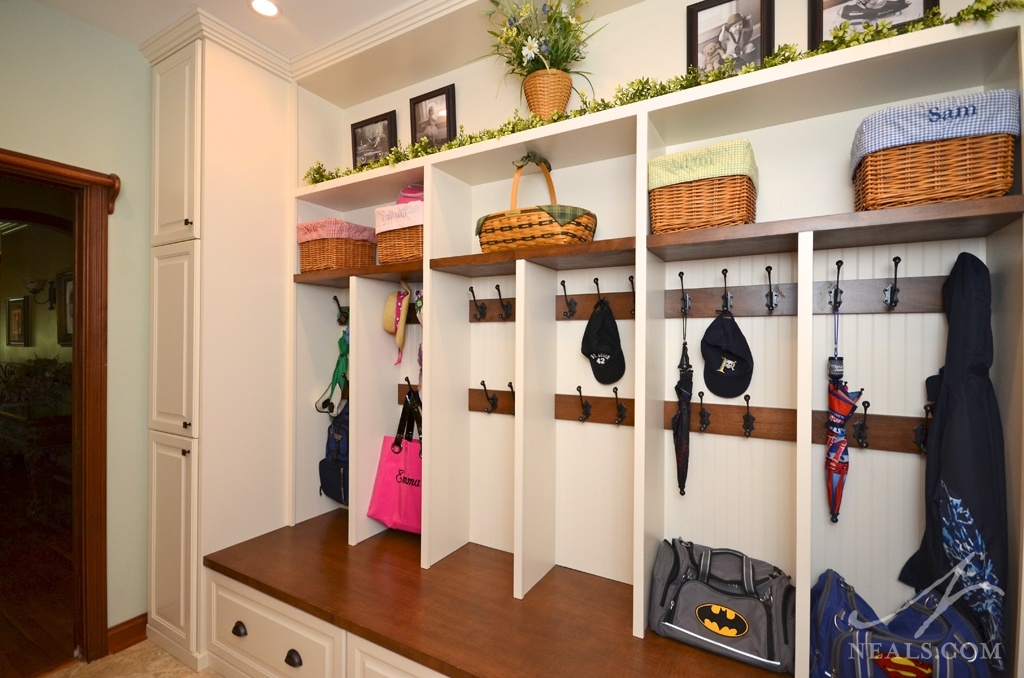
xmin=0 ymin=148 xmax=117 ymax=673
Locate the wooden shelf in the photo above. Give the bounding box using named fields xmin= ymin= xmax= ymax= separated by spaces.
xmin=647 ymin=195 xmax=1024 ymax=263
xmin=294 ymin=259 xmax=423 ymax=288
xmin=430 ymin=237 xmax=635 ymax=277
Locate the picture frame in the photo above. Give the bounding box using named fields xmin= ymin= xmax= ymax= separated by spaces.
xmin=808 ymin=0 xmax=937 ymax=49
xmin=6 ymin=296 xmax=28 ymax=347
xmin=688 ymin=0 xmax=774 ymax=74
xmin=351 ymin=111 xmax=397 ymax=168
xmin=410 ymin=84 xmax=457 ymax=149
xmin=56 ymin=268 xmax=73 ymax=347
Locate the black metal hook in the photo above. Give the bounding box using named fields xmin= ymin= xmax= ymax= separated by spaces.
xmin=884 ymin=256 xmax=901 ymax=310
xmin=495 ymin=284 xmax=513 ymax=321
xmin=742 ymin=394 xmax=756 ymax=438
xmin=829 ymin=260 xmax=844 ymax=311
xmin=698 ymin=391 xmax=711 ymax=432
xmin=561 ymin=280 xmax=577 ymax=319
xmin=721 ymin=269 xmax=733 ymax=313
xmin=481 ymin=380 xmax=498 ymax=413
xmin=678 ymin=271 xmax=692 ymax=317
xmin=629 ymin=275 xmax=635 ymax=317
xmin=765 ymin=266 xmax=779 ymax=313
xmin=853 ymin=401 xmax=870 ymax=448
xmin=469 ymin=286 xmax=487 ymax=321
xmin=405 ymin=376 xmax=421 ymax=407
xmin=613 ymin=387 xmax=627 ymax=425
xmin=913 ymin=403 xmax=933 ymax=454
xmin=594 ymin=277 xmax=603 ymax=301
xmin=577 ymin=386 xmax=591 ymax=422
xmin=332 ymin=296 xmax=349 ymax=325
xmin=508 ymin=382 xmax=515 ymax=415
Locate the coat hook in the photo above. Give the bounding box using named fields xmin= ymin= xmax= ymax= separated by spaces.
xmin=577 ymin=386 xmax=592 ymax=422
xmin=481 ymin=380 xmax=498 ymax=413
xmin=332 ymin=296 xmax=348 ymax=325
xmin=561 ymin=280 xmax=577 ymax=319
xmin=721 ymin=269 xmax=733 ymax=313
xmin=742 ymin=394 xmax=756 ymax=438
xmin=678 ymin=271 xmax=692 ymax=317
xmin=884 ymin=256 xmax=901 ymax=310
xmin=469 ymin=286 xmax=487 ymax=321
xmin=508 ymin=382 xmax=515 ymax=415
xmin=629 ymin=275 xmax=635 ymax=316
xmin=913 ymin=403 xmax=933 ymax=454
xmin=698 ymin=391 xmax=711 ymax=432
xmin=829 ymin=260 xmax=844 ymax=311
xmin=853 ymin=400 xmax=870 ymax=448
xmin=495 ymin=284 xmax=513 ymax=321
xmin=765 ymin=266 xmax=779 ymax=313
xmin=613 ymin=387 xmax=627 ymax=425
xmin=594 ymin=277 xmax=603 ymax=301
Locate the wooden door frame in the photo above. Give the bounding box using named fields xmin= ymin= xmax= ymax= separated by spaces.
xmin=0 ymin=147 xmax=119 ymax=662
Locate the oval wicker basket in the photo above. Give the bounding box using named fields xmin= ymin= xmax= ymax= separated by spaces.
xmin=523 ymin=69 xmax=572 ymax=119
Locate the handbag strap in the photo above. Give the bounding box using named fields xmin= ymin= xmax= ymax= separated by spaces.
xmin=509 ymin=153 xmax=557 ymax=210
xmin=698 ymin=548 xmax=756 ymax=597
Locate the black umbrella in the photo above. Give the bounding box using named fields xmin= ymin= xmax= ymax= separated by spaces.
xmin=671 ymin=331 xmax=693 ymax=496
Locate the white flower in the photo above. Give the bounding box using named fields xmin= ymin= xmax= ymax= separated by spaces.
xmin=522 ymin=35 xmax=540 ymax=62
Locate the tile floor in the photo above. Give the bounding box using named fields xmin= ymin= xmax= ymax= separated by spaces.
xmin=42 ymin=640 xmax=222 ymax=677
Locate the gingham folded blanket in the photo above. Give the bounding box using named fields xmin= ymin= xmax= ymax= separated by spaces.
xmin=648 ymin=139 xmax=758 ymax=192
xmin=850 ymin=89 xmax=1021 ymax=177
xmin=297 ymin=217 xmax=376 ymax=243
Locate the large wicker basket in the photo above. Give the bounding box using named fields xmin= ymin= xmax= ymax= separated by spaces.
xmin=650 ymin=174 xmax=757 ymax=234
xmin=477 ymin=155 xmax=596 ymax=253
xmin=297 ymin=218 xmax=376 ymax=272
xmin=377 ymin=225 xmax=423 ymax=264
xmin=854 ymin=133 xmax=1015 ymax=211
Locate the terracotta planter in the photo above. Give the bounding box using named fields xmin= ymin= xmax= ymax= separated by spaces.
xmin=523 ymin=69 xmax=572 ymax=118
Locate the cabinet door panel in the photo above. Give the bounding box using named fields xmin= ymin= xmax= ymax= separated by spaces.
xmin=153 ymin=40 xmax=201 ymax=245
xmin=150 ymin=240 xmax=200 ymax=436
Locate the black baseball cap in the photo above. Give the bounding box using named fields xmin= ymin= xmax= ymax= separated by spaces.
xmin=701 ymin=311 xmax=753 ymax=398
xmin=581 ymin=298 xmax=625 ymax=384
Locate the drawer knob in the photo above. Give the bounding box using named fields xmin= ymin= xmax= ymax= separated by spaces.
xmin=184 ymin=218 xmax=193 ymax=226
xmin=285 ymin=648 xmax=303 ymax=668
xmin=231 ymin=620 xmax=248 ymax=637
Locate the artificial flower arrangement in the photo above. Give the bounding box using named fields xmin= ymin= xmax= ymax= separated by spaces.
xmin=486 ymin=0 xmax=602 ymax=81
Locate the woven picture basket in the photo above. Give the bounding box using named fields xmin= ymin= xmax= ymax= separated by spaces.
xmin=299 ymin=238 xmax=376 ymax=272
xmin=854 ymin=133 xmax=1015 ymax=211
xmin=477 ymin=156 xmax=596 ymax=253
xmin=523 ymin=69 xmax=572 ymax=119
xmin=649 ymin=174 xmax=757 ymax=234
xmin=378 ymin=225 xmax=423 ymax=264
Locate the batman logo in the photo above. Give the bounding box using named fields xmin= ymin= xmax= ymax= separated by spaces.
xmin=695 ymin=603 xmax=748 ymax=637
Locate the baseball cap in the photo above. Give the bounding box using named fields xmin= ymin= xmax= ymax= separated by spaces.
xmin=701 ymin=311 xmax=753 ymax=398
xmin=581 ymin=298 xmax=625 ymax=384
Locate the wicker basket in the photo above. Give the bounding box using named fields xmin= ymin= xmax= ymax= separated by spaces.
xmin=378 ymin=225 xmax=423 ymax=264
xmin=854 ymin=133 xmax=1015 ymax=211
xmin=523 ymin=69 xmax=572 ymax=119
xmin=297 ymin=218 xmax=376 ymax=273
xmin=477 ymin=156 xmax=596 ymax=253
xmin=650 ymin=174 xmax=757 ymax=234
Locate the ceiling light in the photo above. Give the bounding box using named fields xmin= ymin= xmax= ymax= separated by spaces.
xmin=250 ymin=0 xmax=280 ymax=18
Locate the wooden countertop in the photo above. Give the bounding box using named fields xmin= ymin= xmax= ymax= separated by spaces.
xmin=204 ymin=509 xmax=777 ymax=677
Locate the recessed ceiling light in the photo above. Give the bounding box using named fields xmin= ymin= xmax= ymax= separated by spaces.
xmin=250 ymin=0 xmax=280 ymax=18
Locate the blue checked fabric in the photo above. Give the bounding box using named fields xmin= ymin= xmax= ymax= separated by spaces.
xmin=850 ymin=89 xmax=1021 ymax=177
xmin=648 ymin=139 xmax=758 ymax=192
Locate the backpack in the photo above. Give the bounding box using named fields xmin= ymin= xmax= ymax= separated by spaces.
xmin=319 ymin=402 xmax=349 ymax=505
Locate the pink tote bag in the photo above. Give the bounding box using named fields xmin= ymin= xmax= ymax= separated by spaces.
xmin=367 ymin=391 xmax=422 ymax=533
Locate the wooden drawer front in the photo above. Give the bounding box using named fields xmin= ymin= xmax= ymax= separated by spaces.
xmin=211 ymin=577 xmax=337 ymax=678
xmin=348 ymin=634 xmax=444 ymax=678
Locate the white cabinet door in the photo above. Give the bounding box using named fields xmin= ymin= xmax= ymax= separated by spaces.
xmin=148 ymin=430 xmax=198 ymax=653
xmin=347 ymin=634 xmax=444 ymax=678
xmin=150 ymin=240 xmax=200 ymax=437
xmin=152 ymin=40 xmax=201 ymax=246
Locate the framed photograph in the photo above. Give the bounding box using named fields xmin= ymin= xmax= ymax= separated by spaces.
xmin=351 ymin=111 xmax=397 ymax=168
xmin=688 ymin=0 xmax=774 ymax=74
xmin=809 ymin=0 xmax=937 ymax=49
xmin=6 ymin=296 xmax=28 ymax=347
xmin=410 ymin=84 xmax=456 ymax=148
xmin=56 ymin=268 xmax=73 ymax=347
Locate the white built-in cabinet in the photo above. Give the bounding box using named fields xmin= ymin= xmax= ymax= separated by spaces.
xmin=291 ymin=15 xmax=1024 ymax=677
xmin=145 ymin=15 xmax=293 ymax=670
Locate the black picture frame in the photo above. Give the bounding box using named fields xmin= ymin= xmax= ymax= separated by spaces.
xmin=351 ymin=111 xmax=397 ymax=168
xmin=808 ymin=0 xmax=937 ymax=49
xmin=56 ymin=268 xmax=73 ymax=347
xmin=6 ymin=296 xmax=28 ymax=347
xmin=410 ymin=84 xmax=457 ymax=149
xmin=688 ymin=0 xmax=774 ymax=74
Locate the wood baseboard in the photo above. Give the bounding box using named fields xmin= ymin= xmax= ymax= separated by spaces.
xmin=108 ymin=613 xmax=147 ymax=655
